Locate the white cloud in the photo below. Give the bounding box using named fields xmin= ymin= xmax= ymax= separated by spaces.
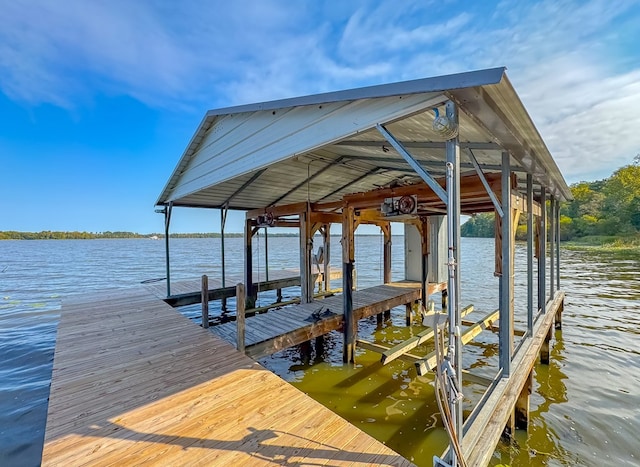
xmin=1 ymin=0 xmax=638 ymax=182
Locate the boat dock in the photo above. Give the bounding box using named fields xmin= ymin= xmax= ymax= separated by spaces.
xmin=212 ymin=281 xmax=445 ymax=359
xmin=144 ymin=268 xmax=343 ymax=307
xmin=42 ymin=287 xmax=414 ymax=466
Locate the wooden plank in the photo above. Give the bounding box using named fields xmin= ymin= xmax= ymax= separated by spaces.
xmin=415 ymin=309 xmax=500 ymax=376
xmin=382 ymin=305 xmax=474 ymax=365
xmin=43 ymin=286 xmax=413 ymax=466
xmin=461 ymin=291 xmax=564 ymax=467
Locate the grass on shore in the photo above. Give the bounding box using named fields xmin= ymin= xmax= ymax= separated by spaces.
xmin=564 ymin=234 xmax=640 ymax=253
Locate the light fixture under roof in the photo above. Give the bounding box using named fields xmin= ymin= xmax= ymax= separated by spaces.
xmin=432 ymin=108 xmax=459 ymax=140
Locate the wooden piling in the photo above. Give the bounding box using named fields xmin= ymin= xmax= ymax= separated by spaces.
xmin=342 ymin=204 xmax=356 ymax=363
xmin=555 ymin=299 xmax=563 ymax=330
xmin=514 ymin=370 xmax=533 ymax=430
xmin=244 ymin=218 xmax=256 ymax=309
xmin=540 ymin=326 xmax=552 ymax=364
xmin=405 ymin=303 xmax=412 ymax=326
xmin=201 ymin=275 xmax=209 ymax=329
xmin=236 ymin=283 xmax=246 ymax=353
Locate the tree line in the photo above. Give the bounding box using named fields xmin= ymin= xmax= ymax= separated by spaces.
xmin=461 ymin=158 xmax=640 ymax=241
xmin=0 ymin=231 xmax=305 ymax=240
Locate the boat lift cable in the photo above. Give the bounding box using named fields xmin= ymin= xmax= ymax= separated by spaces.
xmin=432 ymin=311 xmax=467 ymax=467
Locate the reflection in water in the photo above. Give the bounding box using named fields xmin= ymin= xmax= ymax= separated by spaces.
xmin=2 ymin=237 xmax=640 ymax=466
xmin=261 ymin=240 xmax=640 ymax=467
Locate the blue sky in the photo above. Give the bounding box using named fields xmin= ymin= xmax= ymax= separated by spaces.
xmin=2 ymin=0 xmax=639 ymax=233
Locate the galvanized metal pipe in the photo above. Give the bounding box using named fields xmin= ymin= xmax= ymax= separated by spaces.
xmin=499 ymin=152 xmax=512 ymax=376
xmin=538 ymin=188 xmax=547 ymax=312
xmin=549 ymin=197 xmax=556 ymax=298
xmin=445 ymin=99 xmax=462 ymax=465
xmin=526 ymin=175 xmax=534 ymax=336
xmin=164 ymin=202 xmax=173 ymax=297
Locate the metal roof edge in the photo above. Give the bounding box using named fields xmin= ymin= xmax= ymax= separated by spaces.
xmin=204 ymin=67 xmax=506 ymax=117
xmin=155 ymin=113 xmax=216 ymax=206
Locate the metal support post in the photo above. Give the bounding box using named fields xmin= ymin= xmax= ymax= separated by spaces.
xmin=549 ymin=197 xmax=556 ymax=299
xmin=500 ymin=152 xmax=513 ymax=376
xmin=342 ymin=205 xmax=356 ymax=363
xmin=538 ymin=188 xmax=547 ymax=312
xmin=555 ymin=201 xmax=561 ymax=291
xmin=244 ymin=218 xmax=256 ymax=309
xmin=445 ymin=100 xmax=463 ymax=462
xmin=264 ymin=226 xmax=269 ymax=282
xmin=526 ymin=175 xmax=534 ymax=336
xmin=164 ymin=202 xmax=173 ymax=297
xmin=220 ymin=208 xmax=227 ymax=312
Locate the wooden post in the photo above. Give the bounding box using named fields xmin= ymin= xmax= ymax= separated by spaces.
xmin=300 ymin=207 xmax=312 ymax=304
xmin=342 ymin=204 xmax=356 ymax=363
xmin=201 ymin=275 xmax=209 ymax=329
xmin=405 ymin=303 xmax=412 ymax=326
xmin=236 ymin=283 xmax=246 ymax=353
xmin=515 ymin=370 xmax=533 ymax=430
xmin=382 ymin=223 xmax=392 ymax=284
xmin=276 ymin=288 xmax=283 ymax=303
xmin=555 ymin=299 xmax=564 ymax=330
xmin=244 ymin=218 xmax=256 ymax=309
xmin=323 ymin=223 xmax=331 ymax=292
xmin=541 ymin=325 xmax=552 ymax=364
xmin=420 ymin=217 xmax=430 ymax=306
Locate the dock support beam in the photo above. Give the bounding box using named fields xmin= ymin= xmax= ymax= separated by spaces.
xmin=526 ymin=175 xmax=534 ymax=336
xmin=515 ymin=370 xmax=533 ymax=430
xmin=549 ymin=197 xmax=556 ymax=299
xmin=342 ymin=204 xmax=356 ymax=363
xmin=300 ymin=207 xmax=313 ymax=304
xmin=236 ymin=283 xmax=246 ymax=353
xmin=380 ymin=222 xmax=392 ymax=324
xmin=244 ymin=218 xmax=256 ymax=309
xmin=163 ymin=202 xmax=173 ymax=297
xmin=445 ymin=100 xmax=463 ymax=456
xmin=221 ymin=208 xmax=227 ymax=312
xmin=420 ymin=217 xmax=430 ymax=308
xmin=499 ymin=151 xmax=514 ymax=376
xmin=538 ymin=188 xmax=547 ymax=313
xmin=323 ymin=224 xmax=331 ymax=293
xmin=201 ymin=275 xmax=209 ymax=328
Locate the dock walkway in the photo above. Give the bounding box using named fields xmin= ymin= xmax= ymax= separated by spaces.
xmin=144 ymin=268 xmax=342 ymax=306
xmin=212 ymin=281 xmax=438 ymax=359
xmin=42 ymin=288 xmax=413 ymax=466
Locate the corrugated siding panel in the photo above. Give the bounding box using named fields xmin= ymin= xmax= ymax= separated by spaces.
xmin=166 ymin=92 xmax=446 ymax=203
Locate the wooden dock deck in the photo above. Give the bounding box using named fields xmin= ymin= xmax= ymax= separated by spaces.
xmin=212 ymin=281 xmax=445 ymax=359
xmin=42 ymin=288 xmax=414 ymax=466
xmin=144 ymin=268 xmax=342 ymax=306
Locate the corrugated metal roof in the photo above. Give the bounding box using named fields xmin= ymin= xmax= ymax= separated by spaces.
xmin=157 ymin=67 xmax=571 ymax=210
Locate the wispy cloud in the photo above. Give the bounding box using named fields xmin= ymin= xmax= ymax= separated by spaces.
xmin=1 ymin=0 xmax=638 ymax=181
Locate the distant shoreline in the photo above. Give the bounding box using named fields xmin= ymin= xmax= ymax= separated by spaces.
xmin=0 ymin=231 xmax=393 ymax=240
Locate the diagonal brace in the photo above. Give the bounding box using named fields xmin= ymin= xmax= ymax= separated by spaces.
xmin=376 ymin=124 xmax=448 ymax=204
xmin=466 ymin=148 xmax=504 ymax=218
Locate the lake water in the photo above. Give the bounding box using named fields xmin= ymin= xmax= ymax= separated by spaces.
xmin=0 ymin=236 xmax=638 ymax=466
